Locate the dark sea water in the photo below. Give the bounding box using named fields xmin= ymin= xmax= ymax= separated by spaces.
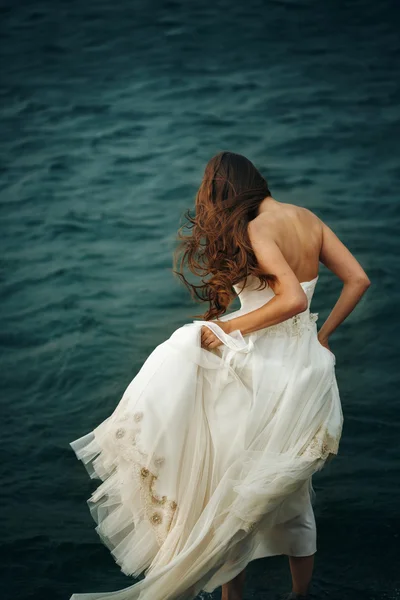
xmin=1 ymin=0 xmax=400 ymax=599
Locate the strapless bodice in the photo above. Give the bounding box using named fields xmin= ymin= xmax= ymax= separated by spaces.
xmin=232 ymin=274 xmax=319 ymax=313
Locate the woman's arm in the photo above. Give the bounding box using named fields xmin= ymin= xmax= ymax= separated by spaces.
xmin=221 ymin=291 xmax=306 ymax=336
xmin=223 ymin=219 xmax=309 ymax=335
xmin=201 ymin=217 xmax=308 ymax=347
xmin=316 ymin=219 xmax=371 ymax=345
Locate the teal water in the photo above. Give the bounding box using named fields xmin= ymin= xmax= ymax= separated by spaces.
xmin=1 ymin=1 xmax=399 ymax=599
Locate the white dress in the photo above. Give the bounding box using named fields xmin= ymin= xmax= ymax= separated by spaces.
xmin=69 ymin=274 xmax=343 ymax=600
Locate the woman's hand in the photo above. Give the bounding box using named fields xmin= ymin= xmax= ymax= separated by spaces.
xmin=201 ymin=321 xmax=232 ymax=350
xmin=317 ymin=332 xmax=332 ymax=352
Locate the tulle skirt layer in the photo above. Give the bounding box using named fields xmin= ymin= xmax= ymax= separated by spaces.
xmin=70 ymin=312 xmax=342 ymax=600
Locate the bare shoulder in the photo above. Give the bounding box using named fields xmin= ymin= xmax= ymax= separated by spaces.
xmin=298 ymin=206 xmax=324 ymax=238
xmin=293 ymin=204 xmax=322 ymax=227
xmin=248 ymin=202 xmax=322 ymax=237
xmin=297 ymin=204 xmax=319 ymax=218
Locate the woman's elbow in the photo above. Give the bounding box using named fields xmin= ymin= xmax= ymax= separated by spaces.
xmin=287 ymin=291 xmax=309 ymax=316
xmin=360 ymin=275 xmax=372 ymax=290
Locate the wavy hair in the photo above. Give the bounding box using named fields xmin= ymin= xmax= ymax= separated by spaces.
xmin=173 ymin=151 xmax=277 ymax=321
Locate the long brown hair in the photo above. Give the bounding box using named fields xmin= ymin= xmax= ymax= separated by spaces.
xmin=173 ymin=151 xmax=277 ymax=321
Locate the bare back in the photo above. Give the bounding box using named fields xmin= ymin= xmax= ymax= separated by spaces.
xmin=252 ymin=197 xmax=369 ymax=287
xmin=255 ymin=201 xmax=321 ymax=282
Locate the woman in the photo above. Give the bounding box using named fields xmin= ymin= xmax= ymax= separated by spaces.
xmin=69 ymin=152 xmax=370 ymax=600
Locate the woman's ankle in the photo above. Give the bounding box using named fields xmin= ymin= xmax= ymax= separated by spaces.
xmin=221 ymin=588 xmax=243 ymax=600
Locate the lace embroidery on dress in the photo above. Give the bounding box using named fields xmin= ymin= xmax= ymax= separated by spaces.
xmin=255 ymin=311 xmax=319 ymax=339
xmin=302 ymin=425 xmax=341 ymax=460
xmin=239 ymin=422 xmax=341 ymax=534
xmin=112 ymin=411 xmax=178 ymax=546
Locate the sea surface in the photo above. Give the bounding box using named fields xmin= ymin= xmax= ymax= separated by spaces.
xmin=1 ymin=0 xmax=399 ymax=599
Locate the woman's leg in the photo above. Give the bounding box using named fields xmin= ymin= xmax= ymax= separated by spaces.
xmin=221 ymin=568 xmax=246 ymax=600
xmin=288 ymin=554 xmax=314 ymax=595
